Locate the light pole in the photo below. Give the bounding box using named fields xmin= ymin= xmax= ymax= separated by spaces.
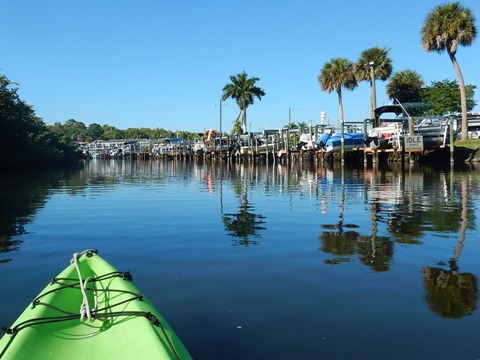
xmin=369 ymin=61 xmax=377 ymax=121
xmin=219 ymin=99 xmax=222 ymax=144
xmin=216 ymin=99 xmax=225 ymax=153
xmin=369 ymin=61 xmax=378 ymax=163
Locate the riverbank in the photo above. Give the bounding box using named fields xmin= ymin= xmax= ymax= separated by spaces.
xmin=454 ymin=139 xmax=480 ymax=162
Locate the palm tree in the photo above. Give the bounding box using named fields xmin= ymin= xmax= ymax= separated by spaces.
xmin=386 ymin=70 xmax=424 ymax=104
xmin=221 ymin=71 xmax=266 ymax=134
xmin=230 ymin=119 xmax=243 ymax=135
xmin=421 ymin=2 xmax=477 ymax=140
xmin=355 ymin=47 xmax=393 ymax=118
xmin=297 ymin=121 xmax=309 ymax=133
xmin=284 ymin=122 xmax=298 ymax=130
xmin=318 ymin=57 xmax=357 ymax=129
xmin=318 ymin=58 xmax=357 ymax=160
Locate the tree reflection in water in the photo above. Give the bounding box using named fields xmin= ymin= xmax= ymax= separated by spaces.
xmin=422 ymin=175 xmax=478 ymax=318
xmin=0 ymin=169 xmax=80 ymax=264
xmin=222 ymin=201 xmax=266 ymax=247
xmin=320 ymin=227 xmax=394 ymax=272
xmin=319 ymin=164 xmax=394 ymax=271
xmin=422 ymin=265 xmax=478 ymax=318
xmin=220 ymin=163 xmax=267 ymax=246
xmin=0 ymin=239 xmax=23 ymax=265
xmin=222 ymin=187 xmax=265 ymax=246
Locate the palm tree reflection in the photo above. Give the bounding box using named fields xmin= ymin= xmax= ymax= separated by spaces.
xmin=422 ymin=176 xmax=478 ymax=318
xmin=422 ymin=265 xmax=477 ymax=319
xmin=221 ymin=164 xmax=266 ymax=246
xmin=320 ymin=228 xmax=393 ymax=272
xmin=222 ymin=198 xmax=266 ymax=247
xmin=320 ymin=165 xmax=394 ymax=271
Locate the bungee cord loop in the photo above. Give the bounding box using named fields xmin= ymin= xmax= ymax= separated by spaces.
xmin=71 ymin=250 xmax=98 ymax=321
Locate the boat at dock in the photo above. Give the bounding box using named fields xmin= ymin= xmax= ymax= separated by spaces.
xmin=297 ymin=133 xmax=318 ymax=151
xmin=364 ymin=102 xmax=454 ymax=151
xmin=193 ymin=129 xmax=224 ymax=155
xmin=153 ymin=137 xmax=191 ymax=156
xmin=239 ymin=135 xmax=275 ymax=155
xmin=324 ymin=132 xmax=365 ymax=153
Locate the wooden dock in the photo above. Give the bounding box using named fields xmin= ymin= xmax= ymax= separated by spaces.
xmin=78 ymin=136 xmax=478 ymax=165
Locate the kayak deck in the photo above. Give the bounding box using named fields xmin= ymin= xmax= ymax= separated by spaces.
xmin=0 ymin=250 xmax=192 ymax=359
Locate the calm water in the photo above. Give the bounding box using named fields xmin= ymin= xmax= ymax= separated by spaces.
xmin=1 ymin=159 xmax=479 ymax=359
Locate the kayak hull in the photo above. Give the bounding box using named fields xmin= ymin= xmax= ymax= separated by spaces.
xmin=0 ymin=250 xmax=192 ymax=360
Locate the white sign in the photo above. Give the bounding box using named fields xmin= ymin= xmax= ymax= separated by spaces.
xmin=404 ymin=135 xmax=423 ymax=151
xmin=320 ymin=111 xmax=326 ymax=124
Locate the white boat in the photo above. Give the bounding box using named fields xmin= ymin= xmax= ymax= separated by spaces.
xmin=364 ymin=102 xmax=454 ymax=151
xmin=239 ymin=135 xmax=275 ymax=155
xmin=297 ymin=133 xmax=317 ymax=151
xmin=154 ymin=138 xmax=190 ymax=156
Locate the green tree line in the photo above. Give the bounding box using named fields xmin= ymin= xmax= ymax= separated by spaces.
xmin=48 ymin=119 xmax=199 ymax=143
xmin=0 ymin=75 xmax=80 ymax=169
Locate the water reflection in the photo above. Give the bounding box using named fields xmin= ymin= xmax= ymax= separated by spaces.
xmin=320 ymin=229 xmax=394 ymax=272
xmin=222 ymin=204 xmax=266 ymax=246
xmin=218 ymin=163 xmax=266 ymax=245
xmin=0 ymin=168 xmax=79 ymax=263
xmin=422 ymin=174 xmax=478 ymax=318
xmin=2 ymin=160 xmax=480 ymax=266
xmin=2 ymin=160 xmax=480 ymax=358
xmin=366 ymin=164 xmax=477 ymax=243
xmin=319 ymin=164 xmax=394 ymax=271
xmin=423 ymin=264 xmax=478 ymax=318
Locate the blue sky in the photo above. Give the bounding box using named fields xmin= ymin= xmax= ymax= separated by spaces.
xmin=1 ymin=0 xmax=479 ymax=133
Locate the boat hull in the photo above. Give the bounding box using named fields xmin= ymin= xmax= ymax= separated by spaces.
xmin=0 ymin=250 xmax=192 ymax=360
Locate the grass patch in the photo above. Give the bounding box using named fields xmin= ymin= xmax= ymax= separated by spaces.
xmin=454 ymin=139 xmax=480 ymax=148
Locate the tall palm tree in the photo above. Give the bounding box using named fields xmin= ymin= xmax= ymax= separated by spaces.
xmin=318 ymin=57 xmax=357 ymax=129
xmin=421 ymin=2 xmax=477 ymax=140
xmin=386 ymin=70 xmax=424 ymax=104
xmin=318 ymin=57 xmax=357 ymax=160
xmin=355 ymin=47 xmax=393 ymax=118
xmin=221 ymin=71 xmax=266 ymax=134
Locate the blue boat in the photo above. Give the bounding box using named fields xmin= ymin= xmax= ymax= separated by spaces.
xmin=325 ymin=132 xmax=365 ymax=153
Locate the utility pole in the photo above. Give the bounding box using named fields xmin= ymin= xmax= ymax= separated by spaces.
xmin=287 ymin=107 xmax=291 ymax=161
xmin=216 ymin=99 xmax=225 ymax=155
xmin=369 ymin=61 xmax=377 ymax=120
xmin=219 ymin=99 xmax=222 ymax=143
